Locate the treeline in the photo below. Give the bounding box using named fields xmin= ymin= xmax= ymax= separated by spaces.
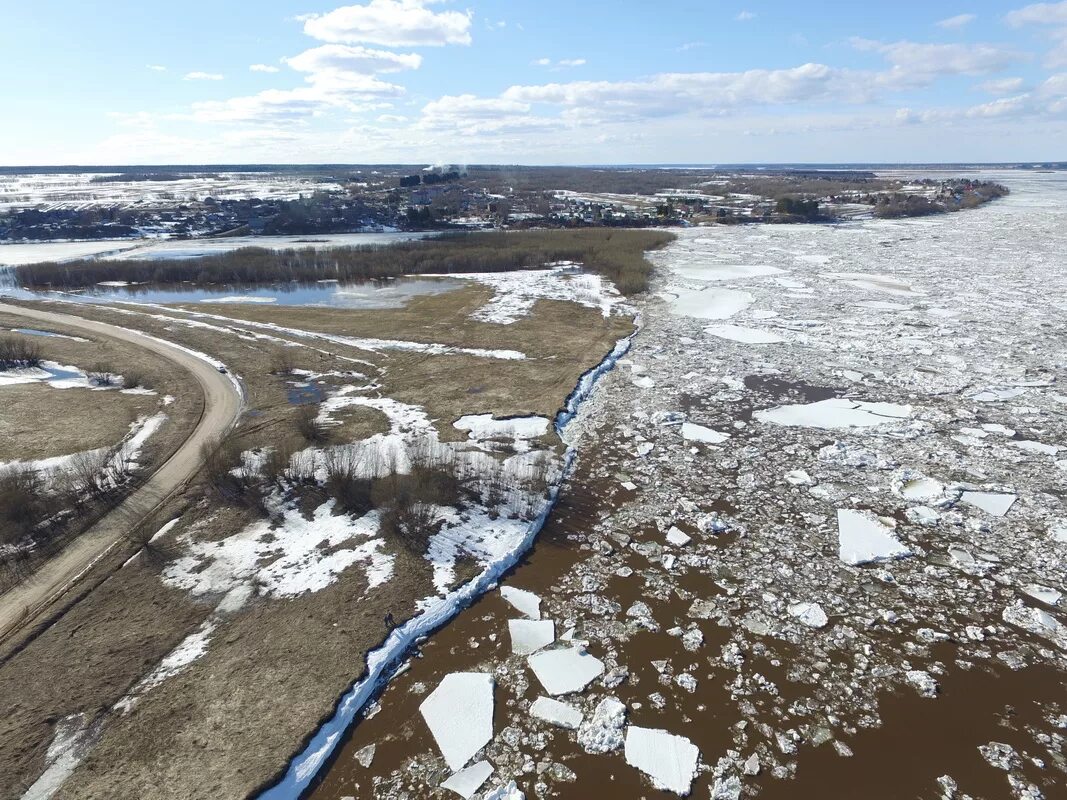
xmin=871 ymin=181 xmax=1009 ymax=219
xmin=16 ymin=228 xmax=675 ymax=295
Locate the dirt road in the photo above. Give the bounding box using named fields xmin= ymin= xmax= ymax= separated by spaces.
xmin=0 ymin=301 xmax=243 ymax=643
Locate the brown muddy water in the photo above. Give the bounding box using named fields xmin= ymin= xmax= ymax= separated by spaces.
xmin=306 ymin=437 xmax=1066 ymax=800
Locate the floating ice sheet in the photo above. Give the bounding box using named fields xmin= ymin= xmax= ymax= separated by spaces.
xmin=508 ymin=619 xmax=555 ymax=655
xmin=961 ymin=491 xmax=1017 ymax=517
xmin=441 ymin=761 xmax=493 ymax=799
xmin=704 ymin=324 xmax=786 ymax=344
xmin=837 ymin=509 xmax=911 ymax=566
xmin=530 ymin=697 xmax=583 ymax=729
xmin=669 ymin=287 xmax=754 ymax=320
xmin=500 ymin=586 xmax=541 ymax=619
xmin=680 ymin=422 xmax=730 ymax=444
xmin=624 ymin=726 xmax=700 ymax=795
xmin=755 ymin=398 xmax=912 ymax=429
xmin=527 ymin=647 xmax=604 ymax=695
xmin=419 ymin=673 xmax=495 ymax=771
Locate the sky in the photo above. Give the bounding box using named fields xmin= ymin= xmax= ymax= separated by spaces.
xmin=3 ymin=0 xmax=1067 ymax=165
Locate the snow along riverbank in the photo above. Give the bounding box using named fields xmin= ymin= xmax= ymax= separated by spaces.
xmin=257 ymin=329 xmax=636 ymax=799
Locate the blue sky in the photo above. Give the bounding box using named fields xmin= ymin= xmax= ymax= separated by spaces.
xmin=3 ymin=0 xmax=1066 ymax=164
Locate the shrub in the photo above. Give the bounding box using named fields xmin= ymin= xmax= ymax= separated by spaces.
xmin=200 ymin=432 xmax=250 ymax=503
xmin=295 ymin=405 xmax=328 ymax=444
xmin=0 ymin=336 xmax=41 ymax=370
xmin=323 ymin=449 xmax=375 ymax=515
xmin=0 ymin=468 xmax=45 ymax=544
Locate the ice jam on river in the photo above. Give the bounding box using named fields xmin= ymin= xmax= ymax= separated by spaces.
xmin=297 ymin=171 xmax=1067 ymax=800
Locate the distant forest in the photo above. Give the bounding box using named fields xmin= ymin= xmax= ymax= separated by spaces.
xmin=15 ymin=229 xmax=675 ymax=295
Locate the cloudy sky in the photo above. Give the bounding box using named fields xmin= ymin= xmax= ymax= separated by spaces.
xmin=4 ymin=0 xmax=1067 ymax=165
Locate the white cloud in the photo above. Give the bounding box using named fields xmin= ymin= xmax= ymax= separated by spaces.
xmin=735 ymin=11 xmax=757 ymax=21
xmin=937 ymin=13 xmax=976 ymax=29
xmin=500 ymin=64 xmax=875 ymax=121
xmin=980 ymin=76 xmax=1026 ymax=93
xmin=302 ymin=0 xmax=473 ymax=47
xmin=147 ymin=64 xmax=167 ymax=72
xmin=191 ymin=76 xmax=404 ymax=123
xmin=533 ymin=57 xmax=586 ymax=69
xmin=1005 ymin=1 xmax=1067 ymax=26
xmin=285 ymin=44 xmax=422 ymax=74
xmin=250 ymin=64 xmax=281 ymax=73
xmin=184 ymin=71 xmax=224 ymax=81
xmin=851 ymin=39 xmax=1024 ymax=87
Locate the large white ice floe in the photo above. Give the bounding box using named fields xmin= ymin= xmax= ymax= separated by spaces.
xmin=960 ymin=491 xmax=1017 ymax=517
xmin=755 ymin=398 xmax=912 ymax=429
xmin=669 ymin=287 xmax=754 ymax=320
xmin=419 ymin=672 xmax=495 ymax=771
xmin=624 ymin=726 xmax=701 ymax=795
xmin=822 ymin=271 xmax=924 ymax=296
xmin=508 ymin=619 xmax=555 ymax=655
xmin=680 ymin=422 xmax=730 ymax=444
xmin=527 ymin=646 xmax=605 ymax=695
xmin=674 ymin=263 xmax=785 ymax=282
xmin=704 ymin=324 xmax=785 ymax=344
xmin=530 ymin=697 xmax=583 ymax=730
xmin=500 ymin=586 xmax=542 ymax=619
xmin=163 ymin=501 xmax=393 ymax=599
xmin=837 ymin=509 xmax=911 ymax=566
xmin=440 ymin=760 xmax=494 ymax=799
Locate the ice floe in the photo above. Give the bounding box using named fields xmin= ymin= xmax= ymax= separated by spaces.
xmin=624 ymin=726 xmax=700 ymax=795
xmin=508 ymin=619 xmax=555 ymax=655
xmin=419 ymin=673 xmax=495 ymax=771
xmin=680 ymin=422 xmax=730 ymax=444
xmin=704 ymin=324 xmax=785 ymax=344
xmin=836 ymin=509 xmax=911 ymax=566
xmin=669 ymin=287 xmax=754 ymax=320
xmin=441 ymin=761 xmax=494 ymax=799
xmin=960 ymin=491 xmax=1017 ymax=517
xmin=530 ymin=697 xmax=583 ymax=730
xmin=500 ymin=586 xmax=541 ymax=620
xmin=755 ymin=398 xmax=912 ymax=429
xmin=527 ymin=647 xmax=605 ymax=695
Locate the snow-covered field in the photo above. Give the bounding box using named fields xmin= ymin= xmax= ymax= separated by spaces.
xmin=0 ymin=172 xmax=344 ymax=212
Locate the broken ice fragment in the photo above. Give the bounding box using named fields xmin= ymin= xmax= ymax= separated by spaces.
xmin=666 ymin=526 xmax=692 ymax=546
xmin=530 ymin=696 xmax=584 ymax=730
xmin=508 ymin=619 xmax=555 ymax=655
xmin=483 ymin=781 xmax=524 ymax=800
xmin=578 ymin=697 xmax=627 ymax=753
xmin=441 ymin=761 xmax=494 ymax=799
xmin=680 ymin=422 xmax=730 ymax=444
xmin=755 ymin=398 xmax=912 ymax=429
xmin=624 ymin=726 xmax=701 ymax=795
xmin=837 ymin=509 xmax=911 ymax=566
xmin=528 ymin=647 xmax=605 ymax=695
xmin=419 ymin=673 xmax=495 ymax=771
xmin=905 ymin=670 xmax=940 ymax=698
xmin=787 ymin=602 xmax=829 ymax=629
xmin=500 ymin=586 xmax=541 ymax=620
xmin=785 ymin=469 xmax=814 ymax=486
xmin=960 ymin=491 xmax=1016 ymax=517
xmin=1022 ymin=585 xmax=1061 ymax=606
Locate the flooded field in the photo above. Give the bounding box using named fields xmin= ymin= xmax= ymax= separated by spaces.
xmin=289 ymin=172 xmax=1067 ymax=800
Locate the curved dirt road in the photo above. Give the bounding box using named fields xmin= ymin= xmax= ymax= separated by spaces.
xmin=0 ymin=301 xmax=242 ymax=642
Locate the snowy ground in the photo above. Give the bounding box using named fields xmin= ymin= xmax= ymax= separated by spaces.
xmin=307 ymin=172 xmax=1067 ymax=800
